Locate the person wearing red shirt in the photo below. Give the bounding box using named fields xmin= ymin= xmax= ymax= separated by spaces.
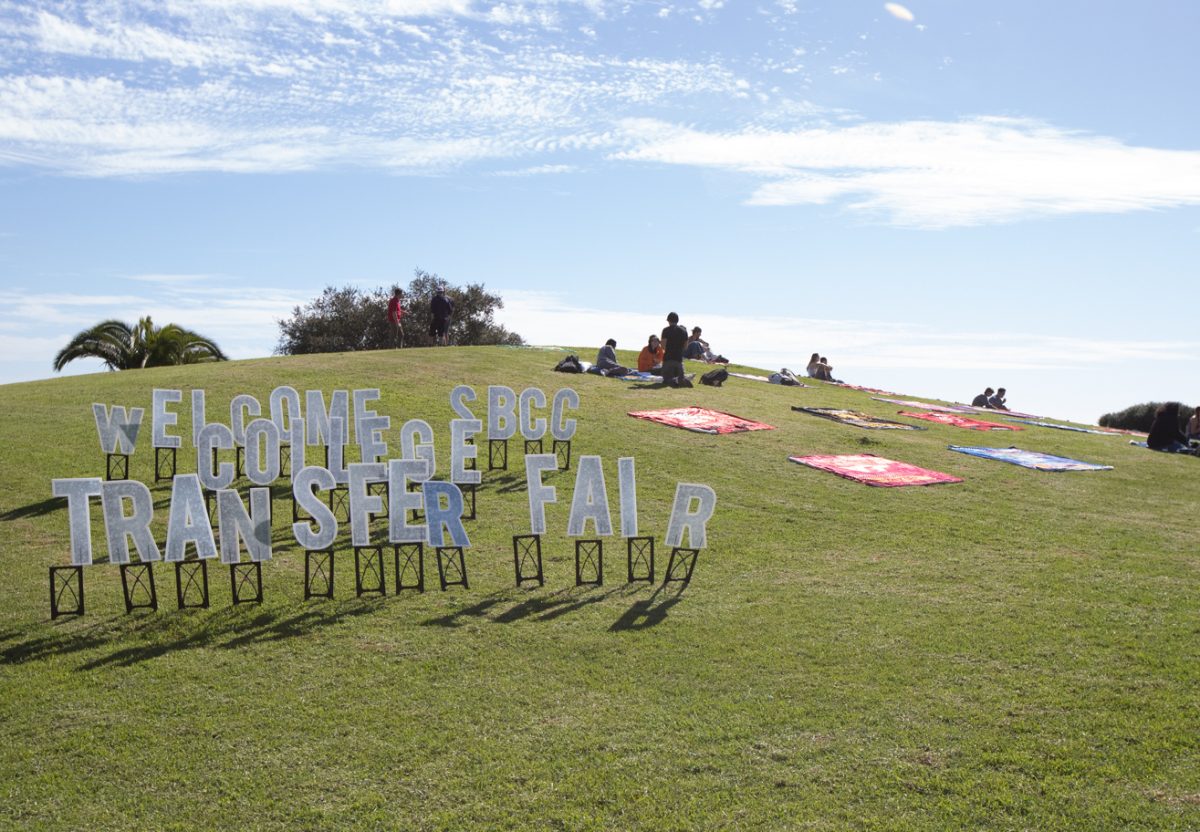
xmin=387 ymin=288 xmax=405 ymax=347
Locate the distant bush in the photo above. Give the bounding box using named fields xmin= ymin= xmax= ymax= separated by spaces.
xmin=276 ymin=268 xmax=523 ymax=355
xmin=1099 ymin=401 xmax=1193 ymax=432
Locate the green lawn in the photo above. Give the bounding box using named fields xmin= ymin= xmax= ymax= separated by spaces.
xmin=1 ymin=346 xmax=1198 ymax=830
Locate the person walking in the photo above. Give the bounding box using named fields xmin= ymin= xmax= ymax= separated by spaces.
xmin=430 ymin=286 xmax=454 ymax=346
xmin=387 ymin=288 xmax=406 ymax=347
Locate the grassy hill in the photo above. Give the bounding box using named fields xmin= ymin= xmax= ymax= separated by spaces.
xmin=1 ymin=346 xmax=1198 ymax=830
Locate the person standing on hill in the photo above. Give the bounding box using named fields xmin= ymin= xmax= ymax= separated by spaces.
xmin=387 ymin=288 xmax=406 ymax=347
xmin=430 ymin=286 xmax=454 ymax=346
xmin=660 ymin=312 xmax=690 ymax=387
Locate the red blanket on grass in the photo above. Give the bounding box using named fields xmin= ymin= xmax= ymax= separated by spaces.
xmin=897 ymin=411 xmax=1024 ymax=431
xmin=627 ymin=407 xmax=774 ymax=434
xmin=789 ymin=454 xmax=963 ymax=487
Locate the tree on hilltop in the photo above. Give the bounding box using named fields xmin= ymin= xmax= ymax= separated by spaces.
xmin=275 ymin=269 xmax=523 ymax=355
xmin=53 ymin=317 xmax=228 ymax=372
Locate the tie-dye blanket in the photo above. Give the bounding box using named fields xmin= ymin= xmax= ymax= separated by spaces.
xmin=789 ymin=453 xmax=962 ymax=487
xmin=628 ymin=407 xmax=775 ymax=434
xmin=898 ymin=412 xmax=1024 ymax=431
xmin=792 ymin=407 xmax=924 ymax=430
xmin=949 ymin=446 xmax=1112 ymax=471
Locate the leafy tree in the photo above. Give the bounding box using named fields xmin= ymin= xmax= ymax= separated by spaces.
xmin=1099 ymin=401 xmax=1192 ymax=432
xmin=275 ymin=269 xmax=523 ymax=355
xmin=53 ymin=317 xmax=228 ymax=372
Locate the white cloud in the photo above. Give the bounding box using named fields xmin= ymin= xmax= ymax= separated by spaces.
xmin=497 ymin=289 xmax=1199 ymax=372
xmin=883 ymin=3 xmax=914 ymax=23
xmin=0 ymin=282 xmax=315 ymax=384
xmin=614 ymin=117 xmax=1200 ymax=227
xmin=33 ymin=11 xmax=245 ymax=67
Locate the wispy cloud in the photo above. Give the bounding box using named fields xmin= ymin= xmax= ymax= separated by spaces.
xmin=0 ymin=282 xmax=314 ymax=384
xmin=496 ymin=290 xmax=1200 ymax=372
xmin=614 ymin=117 xmax=1200 ymax=227
xmin=3 ymin=1 xmax=1200 ymax=231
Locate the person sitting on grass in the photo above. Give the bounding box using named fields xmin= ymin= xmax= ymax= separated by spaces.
xmin=988 ymin=387 xmax=1009 ymax=410
xmin=972 ymin=387 xmax=995 ymax=408
xmin=638 ymin=334 xmax=664 ymax=373
xmin=1187 ymin=405 xmax=1200 ymax=443
xmin=1147 ymin=402 xmax=1191 ymax=453
xmin=682 ymin=327 xmax=729 ymax=364
xmin=806 ymin=353 xmax=832 ymax=381
xmin=593 ymin=338 xmax=622 ymax=374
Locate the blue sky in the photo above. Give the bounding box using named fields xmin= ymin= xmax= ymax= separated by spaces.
xmin=1 ymin=0 xmax=1198 ymax=423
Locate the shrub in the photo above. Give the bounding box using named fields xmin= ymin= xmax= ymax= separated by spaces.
xmin=276 ymin=269 xmax=523 ymax=355
xmin=1099 ymin=401 xmax=1193 ymax=432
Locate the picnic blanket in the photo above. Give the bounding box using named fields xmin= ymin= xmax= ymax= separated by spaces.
xmin=949 ymin=446 xmax=1112 ymax=471
xmin=1009 ymin=419 xmax=1118 ymax=435
xmin=899 ymin=411 xmax=1024 ymax=431
xmin=792 ymin=407 xmax=924 ymax=430
xmin=871 ymin=397 xmax=974 ymax=414
xmin=728 ymin=372 xmax=773 ymax=383
xmin=616 ymin=371 xmax=662 ymax=382
xmin=789 ymin=454 xmax=962 ymax=487
xmin=628 ymin=407 xmax=775 ymax=435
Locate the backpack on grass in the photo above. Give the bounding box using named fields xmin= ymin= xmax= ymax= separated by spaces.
xmin=700 ymin=367 xmax=729 ymax=386
xmin=554 ymin=355 xmax=583 ymax=373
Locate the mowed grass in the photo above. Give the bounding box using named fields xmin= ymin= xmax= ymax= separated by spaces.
xmin=1 ymin=346 xmax=1198 ymax=831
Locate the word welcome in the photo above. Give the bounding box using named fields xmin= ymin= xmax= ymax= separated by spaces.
xmin=53 ymin=384 xmax=716 ymax=569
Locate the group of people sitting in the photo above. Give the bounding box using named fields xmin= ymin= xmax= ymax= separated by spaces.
xmin=970 ymin=386 xmax=1009 ymax=410
xmin=805 ymin=353 xmax=840 ymax=382
xmin=1147 ymin=402 xmax=1200 ymax=453
xmin=593 ymin=315 xmax=730 ymax=387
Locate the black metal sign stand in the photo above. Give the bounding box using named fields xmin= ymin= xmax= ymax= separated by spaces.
xmin=205 ymin=489 xmax=218 ymax=522
xmin=155 ymin=447 xmax=177 ymax=482
xmin=524 ymin=438 xmax=542 ymax=455
xmin=49 ymin=566 xmax=84 ymax=619
xmin=327 ymin=485 xmax=350 ymax=523
xmin=488 ymin=439 xmax=508 ymax=471
xmin=626 ymin=536 xmax=655 ymax=583
xmin=120 ymin=563 xmax=158 ymax=613
xmin=105 ymin=453 xmax=129 ymax=481
xmin=512 ymin=534 xmax=544 ymax=587
xmin=436 ymin=546 xmax=468 ymax=590
xmin=230 ymin=562 xmax=263 ymax=604
xmin=554 ymin=440 xmax=572 ymax=471
xmin=304 ymin=549 xmax=335 ymax=600
xmin=354 ymin=545 xmax=386 ymax=597
xmin=234 ymin=446 xmax=246 ymax=479
xmin=393 ymin=543 xmax=424 ymax=593
xmin=174 ymin=559 xmax=210 ymax=609
xmin=664 ymin=548 xmax=699 ymax=585
xmin=575 ymin=539 xmax=603 ymax=587
xmin=461 ymin=484 xmax=477 ymax=521
xmin=279 ymin=445 xmax=291 ymax=478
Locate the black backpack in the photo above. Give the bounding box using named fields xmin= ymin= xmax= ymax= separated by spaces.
xmin=554 ymin=355 xmax=583 ymax=373
xmin=700 ymin=367 xmax=729 ymax=386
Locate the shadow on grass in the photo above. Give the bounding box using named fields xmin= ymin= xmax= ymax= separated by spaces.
xmin=609 ymin=584 xmax=686 ymax=631
xmin=422 ymin=585 xmax=637 ymax=628
xmin=79 ymin=599 xmax=387 ymax=669
xmin=0 ymin=596 xmax=389 ymax=670
xmin=1 ymin=496 xmax=64 ymax=521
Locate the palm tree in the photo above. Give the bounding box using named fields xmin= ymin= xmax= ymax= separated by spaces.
xmin=53 ymin=317 xmax=229 ymax=372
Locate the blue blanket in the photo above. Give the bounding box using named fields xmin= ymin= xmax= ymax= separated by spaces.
xmin=949 ymin=446 xmax=1112 ymax=472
